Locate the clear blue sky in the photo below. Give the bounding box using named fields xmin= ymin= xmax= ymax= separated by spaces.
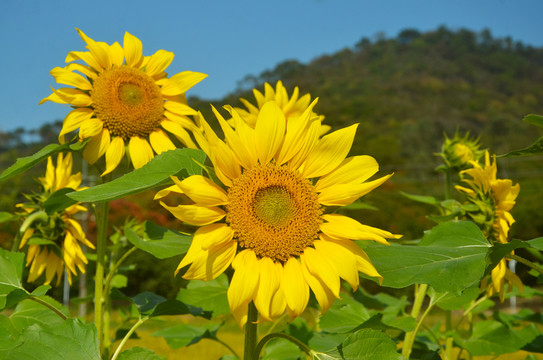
xmin=1 ymin=0 xmax=542 ymax=133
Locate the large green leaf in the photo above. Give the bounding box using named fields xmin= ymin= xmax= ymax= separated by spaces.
xmin=43 ymin=188 xmax=78 ymax=215
xmin=454 ymin=320 xmax=540 ymax=356
xmin=67 ymin=148 xmax=206 ymax=202
xmin=126 ymin=221 xmax=192 ymax=259
xmin=8 ymin=298 xmax=68 ymax=332
xmin=319 ymin=296 xmax=371 ymax=333
xmin=363 ymin=221 xmax=490 ymax=293
xmin=0 ymin=142 xmax=86 ymax=182
xmin=176 ymin=274 xmax=230 ymax=316
xmin=0 ymin=249 xmax=25 ymax=296
xmin=151 ymin=322 xmax=221 ymax=349
xmin=0 ymin=318 xmax=99 ymax=360
xmin=118 ymin=347 xmax=166 ymax=360
xmin=523 ymin=114 xmax=543 ymax=128
xmin=320 ymin=329 xmax=402 ymax=360
xmin=262 ymin=338 xmax=303 ymax=360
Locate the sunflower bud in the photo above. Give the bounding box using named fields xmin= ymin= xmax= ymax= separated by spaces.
xmin=437 ymin=132 xmax=485 ymax=171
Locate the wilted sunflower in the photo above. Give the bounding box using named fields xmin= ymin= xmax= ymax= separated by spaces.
xmin=455 ymin=150 xmax=522 ymax=301
xmin=234 ymin=80 xmax=326 ymax=130
xmin=18 ymin=153 xmax=94 ymax=286
xmin=158 ymin=99 xmax=400 ymax=327
xmin=40 ymin=29 xmax=207 ymax=175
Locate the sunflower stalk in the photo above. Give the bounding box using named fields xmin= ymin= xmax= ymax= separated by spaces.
xmin=402 ymin=283 xmax=428 ymax=359
xmin=509 ymin=253 xmax=543 ymax=275
xmin=94 ymin=199 xmax=110 ymax=357
xmin=244 ymin=302 xmax=259 ymax=360
xmin=110 ymin=315 xmax=148 ymax=360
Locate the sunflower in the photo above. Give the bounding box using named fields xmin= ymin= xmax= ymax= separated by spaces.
xmin=18 ymin=153 xmax=94 ymax=286
xmin=40 ymin=29 xmax=207 ymax=176
xmin=234 ymin=80 xmax=326 ymax=130
xmin=158 ymin=99 xmax=400 ymax=326
xmin=455 ymin=150 xmax=521 ymax=301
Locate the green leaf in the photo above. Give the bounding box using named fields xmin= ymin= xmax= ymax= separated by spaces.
xmin=43 ymin=188 xmax=77 ymax=215
xmin=527 ymin=237 xmax=543 ymax=250
xmin=363 ymin=221 xmax=490 ymax=293
xmin=151 ymin=322 xmax=221 ymax=349
xmin=0 ymin=318 xmax=100 ymax=360
xmin=319 ymin=296 xmax=371 ymax=333
xmin=9 ymin=298 xmax=68 ymax=332
xmin=262 ymin=338 xmax=303 ymax=360
xmin=117 ymin=347 xmax=166 ymax=360
xmin=523 ymin=114 xmax=543 ymax=128
xmin=400 ymin=191 xmax=440 ymax=206
xmin=499 ymin=136 xmax=543 ymax=157
xmin=0 ymin=142 xmax=85 ymax=182
xmin=67 ymin=148 xmax=206 ymax=202
xmin=126 ymin=221 xmax=192 ymax=259
xmin=454 ymin=320 xmax=540 ymax=356
xmin=0 ymin=249 xmax=25 ymax=296
xmin=176 ymin=274 xmax=230 ymax=316
xmin=432 ymin=284 xmax=481 ymax=311
xmin=322 ymin=329 xmax=402 ymax=360
xmin=110 ymin=274 xmax=128 ymax=289
xmin=30 ymin=285 xmax=51 ymax=296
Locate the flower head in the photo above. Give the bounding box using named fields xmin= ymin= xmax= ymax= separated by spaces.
xmin=438 ymin=132 xmax=485 ymax=171
xmin=40 ymin=29 xmax=207 ymax=176
xmin=158 ymin=98 xmax=400 ymax=326
xmin=18 ymin=153 xmax=94 ymax=286
xmin=234 ymin=81 xmax=325 ymax=129
xmin=455 ymin=150 xmax=521 ymax=301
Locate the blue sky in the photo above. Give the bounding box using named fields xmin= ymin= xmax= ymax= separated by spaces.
xmin=1 ymin=0 xmax=542 ymax=132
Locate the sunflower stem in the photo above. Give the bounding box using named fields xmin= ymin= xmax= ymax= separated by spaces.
xmin=402 ymin=283 xmax=428 ymax=359
xmin=255 ymin=333 xmax=313 ymax=358
xmin=509 ymin=254 xmax=543 ymax=275
xmin=94 ymin=199 xmax=110 ymax=357
xmin=110 ymin=316 xmax=147 ymax=360
xmin=28 ymin=295 xmax=68 ymax=320
xmin=244 ymin=302 xmax=259 ymax=360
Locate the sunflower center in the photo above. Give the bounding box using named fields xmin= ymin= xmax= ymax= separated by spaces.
xmin=227 ymin=164 xmax=322 ymax=262
xmin=91 ymin=67 xmax=164 ymax=139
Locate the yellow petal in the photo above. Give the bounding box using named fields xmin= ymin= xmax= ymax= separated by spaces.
xmin=149 ymin=129 xmax=176 ymax=155
xmin=161 ymin=120 xmax=197 ymax=148
xmin=124 ymin=31 xmax=143 ymax=68
xmin=210 ymin=140 xmax=241 ymax=183
xmin=108 ymin=42 xmax=125 ymax=67
xmin=45 ymin=87 xmax=92 ymax=107
xmin=160 ymin=71 xmax=208 ymax=96
xmin=175 ymin=175 xmax=229 ymax=206
xmin=164 ymin=101 xmax=198 ymax=116
xmin=321 ymin=214 xmax=399 ymax=244
xmin=50 ymin=67 xmax=92 ymax=90
xmin=318 ymin=174 xmax=393 ymax=206
xmin=145 ymin=49 xmax=174 ymax=76
xmin=269 ymin=264 xmax=287 ymax=320
xmin=300 ymin=252 xmax=336 ymax=313
xmin=281 ymin=257 xmax=310 ymax=318
xmin=154 ymin=184 xmax=184 ymax=200
xmin=324 ymin=236 xmax=382 ymax=282
xmin=101 ymin=136 xmax=125 ymax=176
xmin=195 ymin=223 xmax=234 ymax=250
xmin=160 ymin=202 xmax=225 ymax=226
xmin=128 ymin=137 xmax=154 ymax=169
xmin=302 ymin=247 xmax=340 ymax=299
xmin=302 ymin=124 xmax=358 ymax=178
xmin=76 ymin=28 xmax=110 ymax=69
xmin=316 ymin=155 xmax=379 ymax=191
xmin=288 ymin=118 xmax=322 ymax=170
xmin=228 ymin=250 xmax=260 ymax=313
xmin=314 ymin=239 xmax=359 ymax=290
xmin=65 ymin=50 xmax=103 ymax=72
xmin=83 ymin=129 xmax=110 ymax=165
xmin=59 ymin=108 xmax=94 ymax=140
xmin=223 ymin=106 xmax=258 ymax=169
xmin=255 ymin=102 xmax=286 ymax=165
xmin=19 ymin=229 xmax=34 ymax=248
xmin=164 ymin=111 xmax=198 ymax=130
xmin=183 ymin=240 xmax=237 ymax=281
xmin=254 ymin=257 xmax=280 ymax=321
xmin=79 ymin=118 xmax=103 ymax=139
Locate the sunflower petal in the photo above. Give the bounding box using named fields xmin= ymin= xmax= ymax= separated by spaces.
xmin=228 ymin=250 xmax=260 ymax=313
xmin=316 ymin=155 xmax=379 ymax=191
xmin=255 ymin=102 xmax=286 ymax=165
xmin=79 ymin=118 xmax=103 ymax=139
xmin=145 ymin=49 xmax=174 ymax=76
xmin=302 ymin=247 xmax=340 ymax=299
xmin=58 ymin=108 xmax=94 ymax=140
xmin=302 ymin=124 xmax=358 ymax=178
xmin=102 ymin=136 xmax=125 ymax=176
xmin=254 ymin=257 xmax=280 ymax=321
xmin=300 ymin=252 xmax=336 ymax=313
xmin=50 ymin=67 xmax=92 ymax=90
xmin=183 ymin=240 xmax=236 ymax=281
xmin=161 ymin=120 xmax=197 ymax=148
xmin=149 ymin=129 xmax=176 ymax=155
xmin=282 ymin=257 xmax=310 ymax=318
xmin=124 ymin=31 xmax=143 ymax=68
xmin=175 ymin=175 xmax=229 ymax=206
xmin=160 ymin=202 xmax=225 ymax=226
xmin=128 ymin=137 xmax=154 ymax=169
xmin=160 ymin=71 xmax=208 ymax=96
xmin=321 ymin=214 xmax=399 ymax=244
xmin=318 ymin=174 xmax=393 ymax=206
xmin=314 ymin=239 xmax=359 ymax=289
xmin=83 ymin=129 xmax=111 ymax=165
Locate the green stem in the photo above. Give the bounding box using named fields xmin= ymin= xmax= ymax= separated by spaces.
xmin=110 ymin=316 xmax=147 ymax=360
xmin=244 ymin=302 xmax=259 ymax=360
xmin=455 ymin=295 xmax=488 ymax=329
xmin=509 ymin=254 xmax=543 ymax=275
xmin=255 ymin=333 xmax=313 ymax=359
xmin=402 ymin=283 xmax=428 ymax=359
xmin=94 ymin=200 xmax=110 ymax=356
xmin=28 ymin=295 xmax=68 ymax=320
xmin=445 ymin=311 xmax=453 ymax=360
xmin=445 ymin=169 xmax=452 ymax=200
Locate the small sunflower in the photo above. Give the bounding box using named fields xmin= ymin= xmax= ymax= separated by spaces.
xmin=18 ymin=153 xmax=94 ymax=286
xmin=437 ymin=132 xmax=485 ymax=171
xmin=234 ymin=80 xmax=326 ymax=129
xmin=158 ymin=99 xmax=400 ymax=326
xmin=455 ymin=150 xmax=521 ymax=301
xmin=40 ymin=29 xmax=207 ymax=176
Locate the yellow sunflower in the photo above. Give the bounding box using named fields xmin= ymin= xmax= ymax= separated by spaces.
xmin=455 ymin=150 xmax=521 ymax=301
xmin=234 ymin=80 xmax=326 ymax=129
xmin=18 ymin=153 xmax=94 ymax=286
xmin=158 ymin=99 xmax=400 ymax=327
xmin=40 ymin=29 xmax=207 ymax=176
